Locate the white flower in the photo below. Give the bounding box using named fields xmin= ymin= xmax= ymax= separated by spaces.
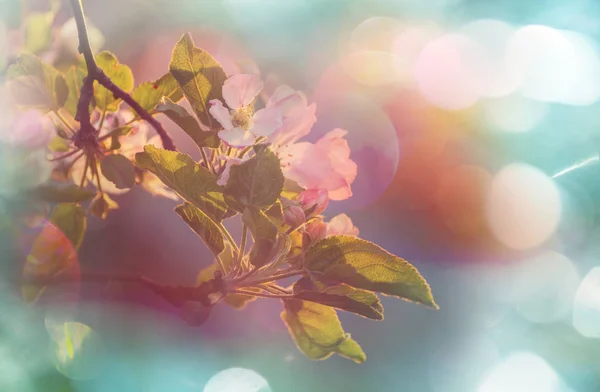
xmin=209 ymin=74 xmax=283 ymax=148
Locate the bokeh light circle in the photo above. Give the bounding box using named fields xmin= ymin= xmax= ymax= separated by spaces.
xmin=414 ymin=33 xmax=484 ymax=110
xmin=482 ymin=94 xmax=548 ymax=133
xmin=508 ymin=251 xmax=580 ymax=324
xmin=505 ymin=25 xmax=579 ymax=103
xmin=486 ymin=163 xmax=561 ymax=250
xmin=348 ymin=17 xmax=404 ymax=53
xmin=430 ymin=335 xmax=500 ymax=392
xmin=478 ymin=352 xmax=565 ymax=392
xmin=204 ymin=368 xmax=271 ymax=392
xmin=460 ymin=19 xmax=519 ymax=98
xmin=46 ymin=321 xmax=105 ymax=380
xmin=340 ymin=51 xmax=406 ymax=87
xmin=573 ymin=267 xmax=600 ymax=338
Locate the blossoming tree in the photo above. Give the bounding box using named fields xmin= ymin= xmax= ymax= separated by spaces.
xmin=3 ymin=0 xmax=437 ymax=363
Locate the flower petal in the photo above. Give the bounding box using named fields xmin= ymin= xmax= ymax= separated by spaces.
xmin=222 ymin=74 xmax=263 ymax=110
xmin=209 ymin=99 xmax=233 ymax=129
xmin=326 ymin=213 xmax=359 ymax=237
xmin=218 ymin=127 xmax=256 ymax=147
xmin=251 ymin=107 xmax=283 ymax=137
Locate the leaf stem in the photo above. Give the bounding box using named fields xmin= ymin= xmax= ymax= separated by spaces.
xmin=235 ymin=268 xmax=305 ymax=288
xmin=237 ymin=223 xmax=248 ymax=268
xmin=230 ymin=289 xmax=293 ymax=299
xmin=53 ymin=110 xmax=76 ymax=134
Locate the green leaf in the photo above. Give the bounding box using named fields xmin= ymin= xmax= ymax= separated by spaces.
xmin=225 ymin=147 xmax=284 ymax=211
xmin=304 ymin=236 xmax=438 ymax=309
xmin=7 ymin=53 xmax=68 ymax=111
xmin=100 ymin=154 xmax=135 ymax=190
xmin=197 ymin=244 xmax=256 ymax=308
xmin=293 ymin=277 xmax=383 ymax=320
xmin=155 ymin=97 xmax=219 ymax=149
xmin=336 ymin=336 xmax=367 ymax=363
xmin=242 ymin=207 xmax=278 ymax=267
xmin=131 ymin=72 xmax=183 ymax=113
xmin=265 ymin=200 xmax=285 ymax=226
xmin=32 ymin=183 xmax=96 ymax=204
xmin=175 ymin=203 xmax=224 ymax=256
xmin=93 ymin=52 xmax=134 ymax=112
xmin=64 ymin=65 xmax=87 ymax=117
xmin=135 ymin=145 xmax=228 ymax=221
xmin=281 ymin=299 xmax=366 ymax=363
xmin=49 ymin=204 xmax=86 ymax=250
xmin=168 ymin=33 xmax=227 ymax=130
xmin=24 ymin=11 xmax=55 ymax=54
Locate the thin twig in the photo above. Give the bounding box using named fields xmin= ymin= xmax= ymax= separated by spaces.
xmin=67 ymin=0 xmax=176 ymax=151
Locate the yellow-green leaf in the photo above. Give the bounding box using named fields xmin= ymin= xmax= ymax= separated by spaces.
xmin=305 ymin=236 xmax=438 ymax=309
xmin=175 ymin=203 xmax=224 ymax=256
xmin=225 ymin=147 xmax=284 ymax=211
xmin=93 ymin=51 xmax=134 ymax=112
xmin=135 ymin=145 xmax=228 ymax=221
xmin=155 ymin=97 xmax=219 ymax=148
xmin=7 ymin=53 xmax=68 ymax=111
xmin=33 ymin=183 xmax=96 ymax=204
xmin=168 ymin=33 xmax=227 ymax=130
xmin=64 ymin=65 xmax=87 ymax=117
xmin=281 ymin=299 xmax=366 ymax=363
xmin=50 ymin=204 xmax=86 ymax=250
xmin=100 ymin=154 xmax=135 ymax=190
xmin=293 ymin=277 xmax=383 ymax=320
xmin=131 ymin=72 xmax=183 ymax=113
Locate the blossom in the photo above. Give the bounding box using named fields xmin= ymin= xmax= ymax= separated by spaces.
xmin=304 ymin=213 xmax=359 ymax=243
xmin=296 ymin=188 xmax=329 ymax=218
xmin=209 ymin=74 xmax=283 ymax=147
xmin=278 ymin=129 xmax=357 ymax=201
xmin=325 ymin=213 xmax=359 ymax=237
xmin=266 ymin=85 xmax=317 ymax=147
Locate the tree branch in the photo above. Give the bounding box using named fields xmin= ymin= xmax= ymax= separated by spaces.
xmin=68 ymin=0 xmax=176 ymax=151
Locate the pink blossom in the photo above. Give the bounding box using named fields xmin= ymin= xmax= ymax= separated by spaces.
xmin=281 ymin=197 xmax=305 ymax=228
xmin=296 ymin=188 xmax=329 ymax=217
xmin=266 ymin=85 xmax=317 ymax=147
xmin=304 ymin=213 xmax=359 ymax=243
xmin=278 ymin=129 xmax=357 ymax=201
xmin=209 ymin=74 xmax=282 ymax=147
xmin=215 ymin=155 xmax=249 ymax=186
xmin=325 ymin=213 xmax=359 ymax=237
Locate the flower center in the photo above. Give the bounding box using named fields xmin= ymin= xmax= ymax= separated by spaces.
xmin=231 ymin=108 xmax=253 ymax=131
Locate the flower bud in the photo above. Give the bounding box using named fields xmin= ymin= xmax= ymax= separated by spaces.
xmin=296 ymin=188 xmax=329 ymax=217
xmin=281 ymin=197 xmax=305 ymax=228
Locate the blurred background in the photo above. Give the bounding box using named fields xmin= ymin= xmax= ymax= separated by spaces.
xmin=4 ymin=0 xmax=600 ymax=391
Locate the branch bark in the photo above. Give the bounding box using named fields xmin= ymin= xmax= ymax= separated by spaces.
xmin=68 ymin=0 xmax=176 ymax=151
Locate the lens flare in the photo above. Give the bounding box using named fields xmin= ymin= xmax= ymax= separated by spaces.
xmin=486 ymin=163 xmax=561 ymax=250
